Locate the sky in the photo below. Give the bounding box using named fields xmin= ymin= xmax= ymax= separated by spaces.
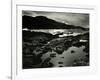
xmin=22 ymin=10 xmax=89 ymax=28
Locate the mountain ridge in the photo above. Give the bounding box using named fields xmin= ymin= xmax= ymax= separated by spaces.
xmin=22 ymin=15 xmax=88 ymax=30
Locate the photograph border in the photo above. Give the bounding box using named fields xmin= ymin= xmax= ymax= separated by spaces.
xmin=11 ymin=3 xmax=97 ymax=80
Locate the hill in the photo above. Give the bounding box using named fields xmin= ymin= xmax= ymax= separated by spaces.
xmin=22 ymin=15 xmax=88 ymax=30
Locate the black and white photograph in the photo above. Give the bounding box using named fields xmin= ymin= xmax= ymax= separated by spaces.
xmin=22 ymin=11 xmax=89 ymax=69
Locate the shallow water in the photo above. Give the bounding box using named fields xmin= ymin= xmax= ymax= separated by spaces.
xmin=41 ymin=46 xmax=86 ymax=67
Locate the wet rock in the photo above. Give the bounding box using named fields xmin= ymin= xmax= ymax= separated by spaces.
xmin=71 ymin=50 xmax=75 ymax=54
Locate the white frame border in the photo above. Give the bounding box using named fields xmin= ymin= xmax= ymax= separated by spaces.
xmin=11 ymin=3 xmax=97 ymax=80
